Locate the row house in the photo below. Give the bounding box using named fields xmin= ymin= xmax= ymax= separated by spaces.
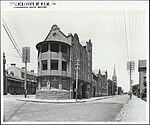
xmin=5 ymin=63 xmax=37 ymax=95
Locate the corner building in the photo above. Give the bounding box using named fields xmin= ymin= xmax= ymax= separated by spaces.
xmin=36 ymin=25 xmax=92 ymax=99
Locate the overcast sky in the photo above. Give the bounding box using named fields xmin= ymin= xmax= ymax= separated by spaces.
xmin=1 ymin=1 xmax=149 ymax=92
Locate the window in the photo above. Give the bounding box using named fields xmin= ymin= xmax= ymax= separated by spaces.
xmin=10 ymin=71 xmax=14 ymax=76
xmin=51 ymin=77 xmax=58 ymax=81
xmin=42 ymin=77 xmax=47 ymax=81
xmin=51 ymin=60 xmax=58 ymax=70
xmin=41 ymin=43 xmax=48 ymax=53
xmin=61 ymin=44 xmax=67 ymax=54
xmin=62 ymin=61 xmax=67 ymax=71
xmin=62 ymin=77 xmax=67 ymax=81
xmin=21 ymin=72 xmax=24 ymax=78
xmin=53 ymin=33 xmax=57 ymax=37
xmin=51 ymin=43 xmax=59 ymax=52
xmin=42 ymin=60 xmax=47 ymax=70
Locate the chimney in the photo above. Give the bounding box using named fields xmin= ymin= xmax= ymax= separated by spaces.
xmin=11 ymin=63 xmax=16 ymax=66
xmin=30 ymin=70 xmax=34 ymax=73
xmin=68 ymin=33 xmax=72 ymax=36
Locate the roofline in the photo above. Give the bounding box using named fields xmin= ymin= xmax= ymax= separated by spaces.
xmin=36 ymin=40 xmax=71 ymax=50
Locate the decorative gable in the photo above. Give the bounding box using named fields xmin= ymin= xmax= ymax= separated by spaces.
xmin=44 ymin=25 xmax=72 ymax=46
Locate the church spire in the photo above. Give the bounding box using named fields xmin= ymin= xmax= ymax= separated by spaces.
xmin=112 ymin=65 xmax=117 ymax=81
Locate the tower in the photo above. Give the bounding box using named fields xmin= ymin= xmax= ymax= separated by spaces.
xmin=112 ymin=65 xmax=117 ymax=95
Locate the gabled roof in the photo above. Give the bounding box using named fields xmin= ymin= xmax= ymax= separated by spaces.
xmin=7 ymin=65 xmax=37 ymax=76
xmin=92 ymin=71 xmax=97 ymax=77
xmin=44 ymin=25 xmax=72 ymax=46
xmin=6 ymin=73 xmax=24 ymax=82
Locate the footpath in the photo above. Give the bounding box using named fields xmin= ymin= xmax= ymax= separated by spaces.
xmin=16 ymin=95 xmax=113 ymax=103
xmin=120 ymin=95 xmax=148 ymax=123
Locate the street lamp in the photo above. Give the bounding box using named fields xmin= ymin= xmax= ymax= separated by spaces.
xmin=75 ymin=59 xmax=80 ymax=102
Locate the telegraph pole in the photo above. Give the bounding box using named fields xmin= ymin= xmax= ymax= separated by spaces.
xmin=127 ymin=61 xmax=135 ymax=99
xmin=75 ymin=59 xmax=80 ymax=102
xmin=22 ymin=47 xmax=30 ymax=98
xmin=24 ymin=61 xmax=27 ymax=98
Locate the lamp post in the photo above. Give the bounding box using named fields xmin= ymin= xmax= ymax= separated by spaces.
xmin=75 ymin=59 xmax=80 ymax=102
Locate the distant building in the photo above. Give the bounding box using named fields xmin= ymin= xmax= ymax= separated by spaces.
xmin=108 ymin=79 xmax=113 ymax=96
xmin=138 ymin=60 xmax=146 ymax=99
xmin=132 ymin=84 xmax=139 ymax=96
xmin=107 ymin=79 xmax=117 ymax=96
xmin=117 ymin=86 xmax=123 ymax=95
xmin=36 ymin=25 xmax=92 ymax=99
xmin=112 ymin=65 xmax=117 ymax=95
xmin=92 ymin=69 xmax=108 ymax=96
xmin=6 ymin=64 xmax=37 ymax=95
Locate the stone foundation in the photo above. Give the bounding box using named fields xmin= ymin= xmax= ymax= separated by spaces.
xmin=36 ymin=89 xmax=70 ymax=100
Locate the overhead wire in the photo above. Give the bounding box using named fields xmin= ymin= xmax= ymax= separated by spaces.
xmin=7 ymin=12 xmax=23 ymax=47
xmin=14 ymin=11 xmax=27 ymax=44
xmin=2 ymin=19 xmax=22 ymax=58
xmin=108 ymin=11 xmax=119 ymax=43
xmin=112 ymin=11 xmax=121 ymax=43
xmin=116 ymin=11 xmax=127 ymax=57
xmin=103 ymin=11 xmax=117 ymax=42
xmin=2 ymin=19 xmax=22 ymax=55
xmin=123 ymin=11 xmax=130 ymax=61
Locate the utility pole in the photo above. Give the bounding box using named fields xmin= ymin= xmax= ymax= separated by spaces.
xmin=127 ymin=61 xmax=135 ymax=99
xmin=24 ymin=61 xmax=27 ymax=98
xmin=75 ymin=59 xmax=80 ymax=102
xmin=22 ymin=47 xmax=30 ymax=98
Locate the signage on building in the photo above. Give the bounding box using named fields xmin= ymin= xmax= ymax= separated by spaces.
xmin=22 ymin=47 xmax=30 ymax=63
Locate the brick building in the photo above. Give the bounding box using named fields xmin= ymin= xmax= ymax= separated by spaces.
xmin=132 ymin=84 xmax=139 ymax=96
xmin=92 ymin=71 xmax=98 ymax=97
xmin=6 ymin=64 xmax=37 ymax=95
xmin=92 ymin=69 xmax=108 ymax=97
xmin=36 ymin=25 xmax=92 ymax=99
xmin=138 ymin=60 xmax=146 ymax=99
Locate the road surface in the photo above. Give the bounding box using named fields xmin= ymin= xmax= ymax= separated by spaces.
xmin=3 ymin=94 xmax=129 ymax=122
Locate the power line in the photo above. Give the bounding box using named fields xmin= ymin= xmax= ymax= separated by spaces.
xmin=103 ymin=11 xmax=117 ymax=42
xmin=116 ymin=11 xmax=127 ymax=57
xmin=3 ymin=19 xmax=22 ymax=55
xmin=123 ymin=11 xmax=130 ymax=61
xmin=2 ymin=19 xmax=22 ymax=58
xmin=14 ymin=11 xmax=27 ymax=44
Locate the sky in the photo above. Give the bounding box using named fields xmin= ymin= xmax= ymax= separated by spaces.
xmin=1 ymin=1 xmax=149 ymax=92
